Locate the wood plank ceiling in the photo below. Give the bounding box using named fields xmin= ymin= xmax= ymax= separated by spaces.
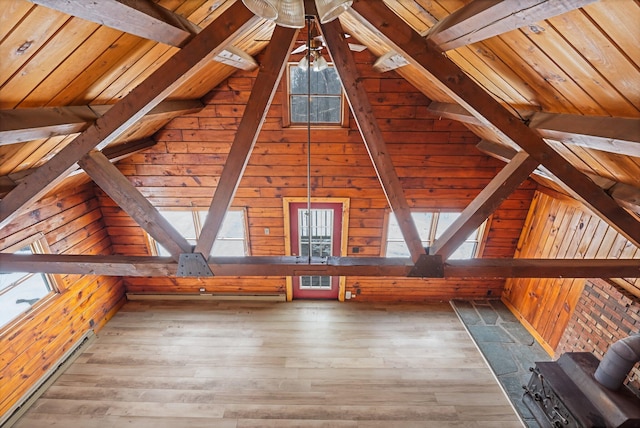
xmin=0 ymin=0 xmax=638 ymax=282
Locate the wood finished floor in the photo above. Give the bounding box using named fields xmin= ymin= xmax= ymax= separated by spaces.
xmin=14 ymin=300 xmax=523 ymax=427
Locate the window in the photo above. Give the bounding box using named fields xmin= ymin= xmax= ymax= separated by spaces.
xmin=288 ymin=63 xmax=344 ymax=125
xmin=0 ymin=235 xmax=58 ymax=331
xmin=298 ymin=208 xmax=334 ymax=290
xmin=384 ymin=212 xmax=485 ymax=259
xmin=147 ymin=208 xmax=249 ymax=257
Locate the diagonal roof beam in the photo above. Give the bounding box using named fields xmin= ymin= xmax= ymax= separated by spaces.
xmin=0 ymin=138 xmax=156 ymax=197
xmin=78 ymin=151 xmax=192 ymax=261
xmin=29 ymin=0 xmax=200 ymax=47
xmin=0 ymin=2 xmax=257 ymax=230
xmin=426 ymin=0 xmax=597 ymax=51
xmin=428 ymin=102 xmax=640 ymax=156
xmin=478 ymin=139 xmax=640 ymax=216
xmin=1 ymin=254 xmax=638 ymax=279
xmin=195 ymin=25 xmax=299 ymax=257
xmin=319 ymin=16 xmax=425 ymax=264
xmin=351 ymin=1 xmax=640 ymax=248
xmin=430 ymin=151 xmax=539 ymax=259
xmin=0 ymin=100 xmax=204 ymax=146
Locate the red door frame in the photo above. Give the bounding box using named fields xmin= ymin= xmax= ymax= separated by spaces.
xmin=289 ymin=202 xmax=342 ymax=299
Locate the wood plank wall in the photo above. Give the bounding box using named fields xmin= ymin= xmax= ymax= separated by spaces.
xmin=0 ymin=178 xmax=126 ymax=418
xmin=105 ymin=48 xmax=536 ymax=301
xmin=502 ymin=189 xmax=640 ymax=353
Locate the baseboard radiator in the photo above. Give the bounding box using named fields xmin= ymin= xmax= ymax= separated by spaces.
xmin=0 ymin=329 xmax=96 ymax=428
xmin=126 ymin=293 xmax=286 ymax=301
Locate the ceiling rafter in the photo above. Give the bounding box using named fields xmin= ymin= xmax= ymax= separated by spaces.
xmin=0 ymin=2 xmax=258 ymax=230
xmin=426 ymin=0 xmax=597 ymax=51
xmin=478 ymin=139 xmax=640 ymax=215
xmin=430 ymin=151 xmax=539 ymax=259
xmin=428 ymin=102 xmax=640 ymax=157
xmin=28 ymin=0 xmax=200 ymax=47
xmin=78 ymin=151 xmax=192 ymax=261
xmin=350 ymin=1 xmax=640 ymax=248
xmin=195 ymin=24 xmax=299 ymax=257
xmin=0 ymin=101 xmax=205 ymax=146
xmin=0 ymin=138 xmax=157 ymax=197
xmin=1 ymin=253 xmax=637 ymax=279
xmin=320 ymin=16 xmax=425 ymax=264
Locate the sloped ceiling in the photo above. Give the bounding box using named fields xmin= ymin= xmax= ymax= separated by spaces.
xmin=0 ymin=0 xmax=638 ymax=282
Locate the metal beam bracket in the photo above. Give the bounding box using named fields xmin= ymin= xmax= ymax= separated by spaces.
xmin=407 ymin=254 xmax=444 ymax=278
xmin=177 ymin=253 xmax=214 ymax=277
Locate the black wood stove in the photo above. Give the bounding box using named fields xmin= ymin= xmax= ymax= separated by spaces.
xmin=523 ymin=345 xmax=640 ymax=427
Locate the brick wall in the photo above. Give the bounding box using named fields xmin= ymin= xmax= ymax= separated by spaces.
xmin=555 ymin=278 xmax=640 ymax=393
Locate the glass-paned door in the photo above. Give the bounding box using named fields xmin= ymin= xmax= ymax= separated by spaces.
xmin=289 ymin=202 xmax=342 ymax=299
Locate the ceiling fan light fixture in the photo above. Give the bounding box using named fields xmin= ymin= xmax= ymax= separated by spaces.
xmin=315 ymin=0 xmax=353 ymax=23
xmin=312 ymin=54 xmax=328 ymax=72
xmin=241 ymin=0 xmax=278 ymax=20
xmin=273 ymin=0 xmax=305 ymax=28
xmin=297 ymin=55 xmax=309 ymax=70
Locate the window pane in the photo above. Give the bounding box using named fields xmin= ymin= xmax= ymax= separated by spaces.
xmin=311 ymin=67 xmax=341 ymax=94
xmin=159 ymin=211 xmax=197 ymax=239
xmin=450 ymin=242 xmax=476 ymax=260
xmin=435 ymin=212 xmax=460 ymax=238
xmin=212 ymin=240 xmax=245 ymax=256
xmin=290 ymin=95 xmax=308 ymax=123
xmin=412 ymin=212 xmax=433 ymax=241
xmin=386 ymin=241 xmax=409 ymax=257
xmin=0 ymin=274 xmax=52 ymax=328
xmin=214 ymin=211 xmax=246 ymax=239
xmin=290 ymin=66 xmax=341 ymax=95
xmin=310 ymin=96 xmax=341 ymax=123
xmin=0 ymin=242 xmax=54 ymax=330
xmin=385 ymin=211 xmax=481 ymax=259
xmin=197 ymin=210 xmax=247 ymax=257
xmin=300 ymin=275 xmax=331 ymax=289
xmin=290 ymin=67 xmax=307 ymax=94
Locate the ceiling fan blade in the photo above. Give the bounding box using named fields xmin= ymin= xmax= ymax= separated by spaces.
xmin=291 ymin=44 xmax=308 ymax=54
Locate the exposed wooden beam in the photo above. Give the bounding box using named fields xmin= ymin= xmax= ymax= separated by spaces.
xmin=0 ymin=100 xmax=204 ymax=146
xmin=351 ymin=2 xmax=640 ymax=247
xmin=320 ymin=17 xmax=425 ymax=264
xmin=195 ymin=25 xmax=298 ymax=257
xmin=428 ymin=102 xmax=640 ymax=157
xmin=78 ymin=151 xmax=192 ymax=261
xmin=427 ymin=102 xmax=485 ymax=125
xmin=1 ymin=254 xmax=637 ymax=279
xmin=372 ymin=51 xmax=409 ymax=73
xmin=430 ymin=151 xmax=539 ymax=259
xmin=0 ymin=3 xmax=257 ymax=229
xmin=528 ymin=112 xmax=640 ymax=156
xmin=477 ymin=139 xmax=640 ymax=215
xmin=0 ymin=138 xmax=157 ymax=197
xmin=214 ymin=46 xmax=258 ymax=71
xmin=426 ymin=0 xmax=597 ymax=51
xmin=100 ymin=138 xmax=158 ymax=163
xmin=443 ymin=258 xmax=640 ymax=278
xmin=28 ymin=0 xmax=200 ymax=48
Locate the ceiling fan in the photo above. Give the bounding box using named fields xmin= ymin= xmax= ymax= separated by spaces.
xmin=291 ymin=20 xmax=366 ymax=71
xmin=291 ymin=33 xmax=367 ymax=55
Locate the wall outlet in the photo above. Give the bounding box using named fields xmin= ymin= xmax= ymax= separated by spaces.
xmin=345 ymin=291 xmax=352 ymax=299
